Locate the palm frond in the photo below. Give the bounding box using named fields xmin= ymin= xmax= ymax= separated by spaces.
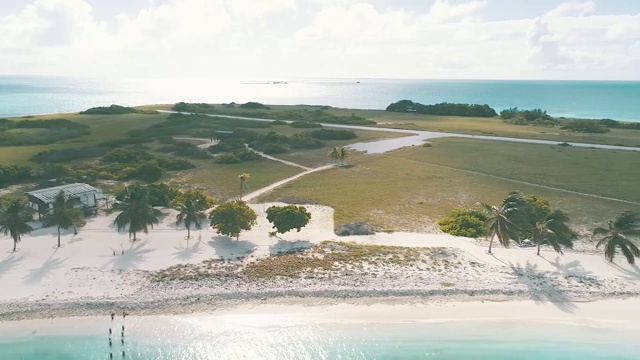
xmin=614 ymin=211 xmax=640 ymax=231
xmin=592 ymin=227 xmax=609 ymax=237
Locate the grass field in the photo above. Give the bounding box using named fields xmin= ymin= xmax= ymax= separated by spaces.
xmin=162 ymin=103 xmax=640 ymax=148
xmin=257 ymin=138 xmax=640 ymax=232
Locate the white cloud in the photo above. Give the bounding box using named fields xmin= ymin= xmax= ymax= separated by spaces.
xmin=425 ymin=0 xmax=488 ymax=23
xmin=0 ymin=0 xmax=639 ymax=79
xmin=544 ymin=0 xmax=596 ymax=19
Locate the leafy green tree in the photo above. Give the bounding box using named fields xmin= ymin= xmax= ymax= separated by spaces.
xmin=43 ymin=191 xmax=86 ymax=248
xmin=266 ymin=205 xmax=312 ymax=235
xmin=0 ymin=198 xmax=34 ymax=252
xmin=238 ymin=173 xmax=250 ymax=199
xmin=593 ymin=211 xmax=640 ymax=264
xmin=438 ymin=209 xmax=488 ymax=238
xmin=113 ymin=185 xmax=161 ymax=241
xmin=170 ymin=190 xmax=217 ymax=239
xmin=209 ymin=200 xmax=257 ymax=240
xmin=338 ymin=147 xmax=349 ymax=166
xmin=531 ymin=210 xmax=575 ymax=255
xmin=479 ymin=192 xmax=524 ymax=253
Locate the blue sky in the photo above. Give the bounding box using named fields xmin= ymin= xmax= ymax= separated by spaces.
xmin=1 ymin=0 xmax=639 ymax=79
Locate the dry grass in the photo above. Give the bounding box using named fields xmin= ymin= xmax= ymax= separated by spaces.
xmin=258 ymin=138 xmax=640 ymax=231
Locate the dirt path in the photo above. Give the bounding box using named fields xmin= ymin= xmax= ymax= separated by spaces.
xmin=245 ymin=145 xmax=311 ymax=170
xmin=173 ymin=137 xmax=217 ymax=149
xmin=243 ymin=164 xmax=334 ymax=202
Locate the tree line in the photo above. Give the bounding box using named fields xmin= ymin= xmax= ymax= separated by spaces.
xmin=385 ymin=100 xmax=498 ymax=117
xmin=438 ymin=191 xmax=640 ymax=264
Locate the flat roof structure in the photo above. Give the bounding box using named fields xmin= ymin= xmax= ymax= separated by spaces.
xmin=26 ymin=183 xmax=103 ymax=204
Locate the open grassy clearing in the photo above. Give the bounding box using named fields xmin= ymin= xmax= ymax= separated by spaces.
xmin=154 ymin=103 xmax=640 ymax=148
xmin=1 ymin=113 xmax=166 ymax=165
xmin=258 ymin=139 xmax=640 ymax=232
xmin=164 ymin=158 xmax=302 ymax=201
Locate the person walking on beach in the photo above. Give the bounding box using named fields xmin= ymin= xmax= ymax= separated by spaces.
xmin=111 ymin=312 xmax=115 ymax=321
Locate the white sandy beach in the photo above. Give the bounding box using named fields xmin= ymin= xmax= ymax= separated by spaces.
xmin=1 ymin=203 xmax=639 ymax=322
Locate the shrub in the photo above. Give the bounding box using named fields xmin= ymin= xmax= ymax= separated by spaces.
xmin=134 ymin=162 xmax=163 ymax=182
xmin=116 ymin=183 xmax=181 ymax=206
xmin=214 ymin=154 xmax=240 ymax=164
xmin=266 ymin=205 xmax=312 ymax=234
xmin=102 ymin=149 xmax=154 ymax=164
xmin=80 ymin=105 xmax=137 ymax=115
xmin=261 ymin=144 xmax=288 ymax=154
xmin=98 ymin=137 xmax=154 ymax=148
xmin=561 ymin=120 xmax=610 ymax=133
xmin=335 ymin=222 xmax=375 ymax=236
xmin=208 ymin=138 xmax=247 ymax=154
xmin=386 ymin=100 xmax=497 ymax=117
xmin=0 ymin=118 xmax=89 ymax=146
xmin=438 ymin=209 xmax=488 ymax=238
xmin=172 ymin=102 xmax=214 ymax=113
xmin=307 ymin=129 xmax=357 ymax=140
xmin=32 ymin=147 xmax=108 ymax=163
xmin=239 ymin=102 xmax=269 ymax=110
xmin=289 ymin=134 xmax=324 ymax=149
xmin=289 ymin=121 xmax=322 ymax=128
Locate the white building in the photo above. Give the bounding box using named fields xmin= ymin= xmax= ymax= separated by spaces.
xmin=26 ymin=183 xmax=104 ymax=216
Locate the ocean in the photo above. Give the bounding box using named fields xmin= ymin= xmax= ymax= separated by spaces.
xmin=1 ymin=76 xmax=639 ymax=121
xmin=1 ymin=316 xmax=639 ymax=360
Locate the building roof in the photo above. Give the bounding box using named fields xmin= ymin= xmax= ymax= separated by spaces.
xmin=26 ymin=183 xmax=103 ymax=204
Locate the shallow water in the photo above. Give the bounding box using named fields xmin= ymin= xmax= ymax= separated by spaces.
xmin=2 ymin=317 xmax=638 ymax=359
xmin=1 ymin=77 xmax=639 ymax=121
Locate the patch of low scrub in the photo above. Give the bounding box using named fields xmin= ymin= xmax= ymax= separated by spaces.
xmin=335 ymin=222 xmax=375 ymax=236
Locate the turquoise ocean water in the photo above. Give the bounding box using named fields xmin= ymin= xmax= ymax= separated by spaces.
xmin=1 ymin=318 xmax=639 ymax=360
xmin=1 ymin=76 xmax=639 ymax=121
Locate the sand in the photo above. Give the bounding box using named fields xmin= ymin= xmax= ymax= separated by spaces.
xmin=0 ymin=203 xmax=639 ymax=322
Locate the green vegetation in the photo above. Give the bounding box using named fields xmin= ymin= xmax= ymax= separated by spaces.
xmin=530 ymin=209 xmax=575 ymax=255
xmin=438 ymin=209 xmax=487 ymax=238
xmin=328 ymin=147 xmax=349 ymax=165
xmin=259 ymin=138 xmax=640 ymax=231
xmin=386 ymin=100 xmax=497 ymax=117
xmin=478 ymin=193 xmax=522 ymax=253
xmin=239 ymin=102 xmax=270 ymax=110
xmin=289 ymin=121 xmax=322 ymax=128
xmin=0 ymin=198 xmax=34 ymax=252
xmin=593 ymin=211 xmax=640 ymax=264
xmin=170 ymin=190 xmax=218 ymax=239
xmin=31 ymin=147 xmax=108 ymax=163
xmin=266 ymin=205 xmax=312 ymax=235
xmin=500 ymin=108 xmax=558 ymax=126
xmin=561 ymin=120 xmax=610 ymax=133
xmin=115 ymin=183 xmax=181 ymax=207
xmin=172 ymin=102 xmax=215 ymax=113
xmin=0 ymin=118 xmax=89 ymax=146
xmin=113 ymin=185 xmax=162 ymax=240
xmin=43 ymin=191 xmax=86 ymax=248
xmin=307 ymin=129 xmax=357 ymax=140
xmin=79 ymin=105 xmax=138 ymax=115
xmin=242 ymin=241 xmax=422 ymax=279
xmin=209 ymin=200 xmax=257 ymax=240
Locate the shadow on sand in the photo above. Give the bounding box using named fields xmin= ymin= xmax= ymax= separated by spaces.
xmin=23 ymin=251 xmax=67 ymax=284
xmin=104 ymin=240 xmax=155 ymax=270
xmin=269 ymin=240 xmax=313 ymax=256
xmin=172 ymin=240 xmax=204 ymax=261
xmin=509 ymin=261 xmax=578 ymax=313
xmin=604 ymin=261 xmax=640 ymax=281
xmin=0 ymin=254 xmax=24 ymax=278
xmin=208 ymin=236 xmax=254 ymax=260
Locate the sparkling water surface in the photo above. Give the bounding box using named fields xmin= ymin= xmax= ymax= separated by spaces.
xmin=1 ymin=76 xmax=639 ymax=121
xmin=1 ymin=318 xmax=638 ymax=360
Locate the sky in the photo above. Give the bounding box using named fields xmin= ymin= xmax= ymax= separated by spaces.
xmin=0 ymin=0 xmax=639 ymax=80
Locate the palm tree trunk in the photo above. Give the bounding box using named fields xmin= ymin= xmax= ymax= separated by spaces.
xmin=537 ymin=243 xmax=541 ymax=256
xmin=488 ymin=235 xmax=494 ymax=254
xmin=13 ymin=238 xmax=17 ymax=252
xmin=132 ymin=231 xmax=137 ymax=242
xmin=57 ymin=226 xmax=61 ymax=247
xmin=187 ymin=226 xmax=191 ymax=239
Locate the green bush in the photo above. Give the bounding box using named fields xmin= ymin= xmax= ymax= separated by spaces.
xmin=438 ymin=209 xmax=488 ymax=238
xmin=133 ymin=162 xmax=163 ymax=182
xmin=561 ymin=120 xmax=610 ymax=133
xmin=215 ymin=154 xmax=241 ymax=164
xmin=0 ymin=118 xmax=89 ymax=146
xmin=102 ymin=149 xmax=154 ymax=164
xmin=386 ymin=100 xmax=497 ymax=117
xmin=32 ymin=147 xmax=108 ymax=163
xmin=80 ymin=105 xmax=137 ymax=115
xmin=239 ymin=102 xmax=270 ymax=110
xmin=261 ymin=144 xmax=288 ymax=154
xmin=289 ymin=121 xmax=322 ymax=128
xmin=172 ymin=102 xmax=214 ymax=113
xmin=208 ymin=138 xmax=247 ymax=153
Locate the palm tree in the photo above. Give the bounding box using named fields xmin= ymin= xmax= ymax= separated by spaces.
xmin=338 ymin=147 xmax=348 ymax=166
xmin=593 ymin=211 xmax=640 ymax=264
xmin=479 ymin=192 xmax=524 ymax=254
xmin=329 ymin=147 xmax=340 ymax=164
xmin=113 ymin=186 xmax=161 ymax=241
xmin=0 ymin=199 xmax=34 ymax=252
xmin=172 ymin=191 xmax=216 ymax=239
xmin=238 ymin=173 xmax=250 ymax=200
xmin=43 ymin=191 xmax=85 ymax=248
xmin=531 ymin=210 xmax=575 ymax=255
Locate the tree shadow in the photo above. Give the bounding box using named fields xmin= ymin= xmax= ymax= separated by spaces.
xmin=0 ymin=254 xmax=24 ymax=278
xmin=172 ymin=241 xmax=203 ymax=261
xmin=269 ymin=240 xmax=313 ymax=256
xmin=540 ymin=256 xmax=595 ymax=279
xmin=604 ymin=261 xmax=640 ymax=281
xmin=103 ymin=240 xmax=155 ymax=270
xmin=23 ymin=256 xmax=67 ymax=284
xmin=67 ymin=236 xmax=84 ymax=245
xmin=509 ymin=261 xmax=578 ymax=313
xmin=208 ymin=236 xmax=254 ymax=260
